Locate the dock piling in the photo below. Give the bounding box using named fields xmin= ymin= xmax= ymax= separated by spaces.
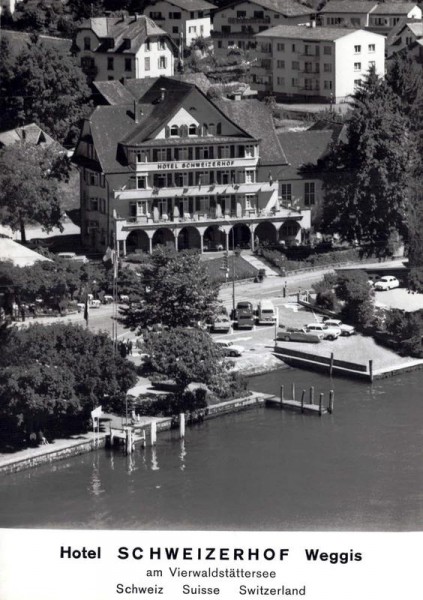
xmin=280 ymin=385 xmax=284 ymax=405
xmin=309 ymin=386 xmax=314 ymax=405
xmin=291 ymin=382 xmax=296 ymax=401
xmin=301 ymin=390 xmax=305 ymax=413
xmin=328 ymin=390 xmax=335 ymax=414
xmin=319 ymin=393 xmax=324 ymax=416
xmin=329 ymin=353 xmax=334 ymax=377
xmin=179 ymin=413 xmax=185 ymax=439
xmin=369 ymin=360 xmax=374 ymax=383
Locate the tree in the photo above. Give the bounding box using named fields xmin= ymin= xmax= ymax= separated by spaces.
xmin=7 ymin=37 xmax=91 ymax=145
xmin=320 ymin=69 xmax=413 ymax=247
xmin=143 ymin=328 xmax=232 ymax=397
xmin=336 ymin=271 xmax=374 ymax=328
xmin=120 ymin=247 xmax=220 ymax=331
xmin=0 ymin=142 xmax=70 ymax=241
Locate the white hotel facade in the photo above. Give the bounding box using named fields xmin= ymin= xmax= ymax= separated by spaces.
xmin=73 ymin=77 xmax=311 ymax=255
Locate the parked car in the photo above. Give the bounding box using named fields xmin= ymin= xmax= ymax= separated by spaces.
xmin=90 ymin=299 xmax=101 ymax=308
xmin=234 ymin=301 xmax=255 ymax=329
xmin=374 ymin=276 xmax=400 ymax=291
xmin=277 ymin=327 xmax=323 ymax=343
xmin=306 ymin=323 xmax=340 ymax=340
xmin=257 ymin=299 xmax=277 ymax=325
xmin=215 ymin=340 xmax=244 ymax=357
xmin=212 ymin=315 xmax=232 ymax=333
xmin=323 ymin=318 xmax=356 ymax=336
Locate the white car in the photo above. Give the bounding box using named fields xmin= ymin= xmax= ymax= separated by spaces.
xmin=306 ymin=323 xmax=340 ymax=340
xmin=323 ymin=319 xmax=356 ymax=336
xmin=374 ymin=276 xmax=400 ymax=291
xmin=215 ymin=340 xmax=244 ymax=357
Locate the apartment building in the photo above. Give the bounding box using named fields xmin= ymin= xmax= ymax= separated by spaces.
xmin=72 ymin=77 xmax=310 ymax=254
xmin=144 ymin=0 xmax=216 ymax=47
xmin=74 ymin=16 xmax=175 ymax=83
xmin=368 ymin=3 xmax=422 ymax=34
xmin=212 ymin=0 xmax=312 ymax=56
xmin=252 ymin=25 xmax=385 ymax=102
xmin=319 ymin=1 xmax=378 ymax=28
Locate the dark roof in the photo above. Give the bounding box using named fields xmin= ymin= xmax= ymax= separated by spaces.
xmin=319 ymin=1 xmax=377 ymax=14
xmin=93 ymin=80 xmax=135 ymax=105
xmin=276 ymin=130 xmax=333 ymax=178
xmin=79 ymin=16 xmax=169 ymax=53
xmin=215 ymin=0 xmax=312 ymax=17
xmin=255 ymin=24 xmax=360 ymax=40
xmin=164 ymin=0 xmax=216 ymax=11
xmin=1 ymin=29 xmax=72 ymax=56
xmin=215 ymin=99 xmax=287 ymax=165
xmin=372 ymin=2 xmax=420 ymax=15
xmin=0 ymin=123 xmax=57 ymax=148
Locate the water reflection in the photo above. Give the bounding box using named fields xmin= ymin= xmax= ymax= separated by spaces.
xmin=90 ymin=455 xmax=103 ymax=497
xmin=151 ymin=447 xmax=159 ymax=471
xmin=180 ymin=439 xmax=186 ymax=471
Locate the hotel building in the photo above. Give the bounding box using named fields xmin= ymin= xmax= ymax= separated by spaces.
xmin=73 ymin=77 xmax=310 ymax=255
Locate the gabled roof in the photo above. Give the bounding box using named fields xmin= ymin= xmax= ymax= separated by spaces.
xmin=372 ymin=2 xmax=420 ymax=15
xmin=319 ymin=1 xmax=377 ymax=14
xmin=215 ymin=99 xmax=287 ymax=165
xmin=276 ymin=130 xmax=333 ymax=179
xmin=79 ymin=16 xmax=169 ymax=53
xmin=163 ymin=0 xmax=216 ymax=11
xmin=386 ymin=17 xmax=423 ymax=46
xmin=214 ymin=0 xmax=312 ymax=17
xmin=0 ymin=123 xmax=57 ymax=148
xmin=255 ymin=24 xmax=360 ymax=40
xmin=93 ymin=80 xmax=135 ymax=105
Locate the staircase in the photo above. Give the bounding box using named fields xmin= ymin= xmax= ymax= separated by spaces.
xmin=241 ymin=252 xmax=280 ymax=277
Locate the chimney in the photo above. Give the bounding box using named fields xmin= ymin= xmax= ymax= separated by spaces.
xmin=160 ymin=87 xmax=166 ymax=102
xmin=133 ymin=100 xmax=143 ymax=123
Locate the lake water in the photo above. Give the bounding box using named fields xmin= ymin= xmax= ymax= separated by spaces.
xmin=1 ymin=368 xmax=423 ymax=531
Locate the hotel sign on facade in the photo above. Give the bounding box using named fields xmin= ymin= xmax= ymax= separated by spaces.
xmin=156 ymin=159 xmax=235 ymax=170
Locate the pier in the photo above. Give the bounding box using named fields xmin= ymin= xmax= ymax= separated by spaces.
xmin=266 ymin=383 xmax=334 ymax=416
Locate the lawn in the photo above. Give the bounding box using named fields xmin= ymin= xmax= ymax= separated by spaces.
xmin=204 ymin=255 xmax=259 ymax=283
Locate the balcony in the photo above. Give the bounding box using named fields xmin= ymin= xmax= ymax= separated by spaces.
xmin=228 ymin=17 xmax=270 ymax=24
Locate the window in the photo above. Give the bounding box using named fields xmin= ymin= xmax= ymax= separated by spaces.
xmin=351 ymin=18 xmax=360 ymax=26
xmin=304 ymin=79 xmax=312 ymax=90
xmin=145 ymin=40 xmax=151 ymax=51
xmin=281 ymin=183 xmax=292 ymax=202
xmin=145 ymin=57 xmax=150 ymax=71
xmin=172 ymin=26 xmax=179 ymax=33
xmin=216 ymin=122 xmax=222 ymax=134
xmin=209 ymin=123 xmax=215 ymax=135
xmin=354 ymin=62 xmax=361 ymax=71
xmin=324 ymin=80 xmax=333 ymax=90
xmin=368 ymin=43 xmax=375 ymax=52
xmin=188 ymin=26 xmax=197 ymax=33
xmin=277 ymin=43 xmax=285 ymax=51
xmin=159 ymin=56 xmax=167 ymax=69
xmin=169 ymin=11 xmax=181 ymax=18
xmin=150 ymin=11 xmax=162 ymax=19
xmin=90 ymin=198 xmax=99 ymax=211
xmin=354 ymin=45 xmax=361 ymax=53
xmin=170 ymin=125 xmax=179 ymax=136
xmin=245 ymin=170 xmax=255 ymax=184
xmin=277 ymin=60 xmax=285 ymax=68
xmin=324 ymin=63 xmax=332 ymax=73
xmin=369 ymin=60 xmax=375 ymax=68
xmin=136 ymin=176 xmax=147 ymax=189
xmin=187 ymin=123 xmax=196 ymax=136
xmin=108 ymin=76 xmax=114 ymax=81
xmin=324 ymin=46 xmax=332 ymax=55
xmin=304 ymin=182 xmax=315 ymax=206
xmin=354 ymin=79 xmax=361 ymax=87
xmin=237 ymin=10 xmax=246 ymax=17
xmin=292 ymin=43 xmax=296 ymax=52
xmin=254 ymin=10 xmax=264 ymax=18
xmin=84 ymin=37 xmax=91 ymax=50
xmin=125 ymin=58 xmax=131 ymax=71
xmin=218 ymin=41 xmax=222 ymax=48
xmin=277 ymin=77 xmax=285 ymax=86
xmin=291 ymin=78 xmax=298 ymax=87
xmin=158 ymin=38 xmax=166 ymax=50
xmin=107 ymin=57 xmax=114 ymax=70
xmin=292 ymin=61 xmax=299 ymax=70
xmin=222 ymin=25 xmax=231 ymax=33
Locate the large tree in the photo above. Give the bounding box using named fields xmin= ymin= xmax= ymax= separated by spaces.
xmin=120 ymin=247 xmax=220 ymax=331
xmin=4 ymin=37 xmax=91 ymax=145
xmin=0 ymin=142 xmax=70 ymax=241
xmin=320 ymin=69 xmax=413 ymax=246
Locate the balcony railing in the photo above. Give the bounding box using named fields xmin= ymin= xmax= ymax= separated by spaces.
xmin=122 ymin=207 xmax=283 ymax=227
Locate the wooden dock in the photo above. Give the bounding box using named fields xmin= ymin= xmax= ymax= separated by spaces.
xmin=266 ymin=384 xmax=334 ymax=416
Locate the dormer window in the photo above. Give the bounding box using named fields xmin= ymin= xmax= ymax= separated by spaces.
xmin=189 ymin=124 xmax=197 ymax=135
xmin=170 ymin=125 xmax=179 ymax=137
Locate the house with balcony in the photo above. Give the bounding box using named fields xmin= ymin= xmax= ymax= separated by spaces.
xmin=387 ymin=18 xmax=423 ymax=58
xmin=212 ymin=0 xmax=312 ymax=57
xmin=73 ymin=76 xmax=310 ymax=255
xmin=143 ymin=0 xmax=216 ymax=48
xmin=252 ymin=25 xmax=385 ymax=102
xmin=318 ymin=1 xmax=378 ymax=28
xmin=74 ymin=15 xmax=175 ymax=83
xmin=368 ymin=3 xmax=422 ymax=35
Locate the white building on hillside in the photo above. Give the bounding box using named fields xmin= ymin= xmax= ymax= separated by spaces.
xmin=144 ymin=0 xmax=216 ymax=47
xmin=74 ymin=15 xmax=175 ymax=83
xmin=252 ymin=25 xmax=385 ymax=102
xmin=212 ymin=0 xmax=312 ymax=56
